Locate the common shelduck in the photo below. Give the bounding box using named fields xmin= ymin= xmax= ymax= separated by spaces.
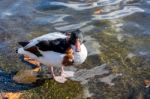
xmin=16 ymin=29 xmax=87 ymax=83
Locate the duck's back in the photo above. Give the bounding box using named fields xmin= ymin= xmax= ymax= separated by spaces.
xmin=32 ymin=32 xmax=67 ymax=41
xmin=36 ymin=38 xmax=70 ymax=54
xmin=24 ymin=32 xmax=67 ymax=49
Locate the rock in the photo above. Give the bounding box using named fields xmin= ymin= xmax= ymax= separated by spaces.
xmin=71 ymin=64 xmax=109 ymax=84
xmin=99 ymin=73 xmax=122 ymax=86
xmin=13 ymin=69 xmax=38 ymax=84
xmin=0 ymin=92 xmax=22 ymax=99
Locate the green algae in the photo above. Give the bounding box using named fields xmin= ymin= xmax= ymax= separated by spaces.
xmin=0 ymin=19 xmax=149 ymax=99
xmin=21 ymin=80 xmax=83 ymax=99
xmin=0 ymin=51 xmax=30 ymax=73
xmin=93 ymin=20 xmax=111 ymax=27
xmin=92 ymin=23 xmax=150 ymax=99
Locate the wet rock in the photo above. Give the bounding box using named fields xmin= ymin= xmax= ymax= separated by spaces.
xmin=71 ymin=64 xmax=109 ymax=84
xmin=0 ymin=92 xmax=22 ymax=99
xmin=99 ymin=73 xmax=122 ymax=86
xmin=0 ymin=70 xmax=33 ymax=92
xmin=13 ymin=69 xmax=38 ymax=84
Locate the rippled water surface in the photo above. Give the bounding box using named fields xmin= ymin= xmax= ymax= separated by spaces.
xmin=0 ymin=0 xmax=150 ymax=98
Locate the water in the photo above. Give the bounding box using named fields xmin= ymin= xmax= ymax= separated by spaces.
xmin=0 ymin=0 xmax=150 ymax=98
xmin=0 ymin=70 xmax=34 ymax=92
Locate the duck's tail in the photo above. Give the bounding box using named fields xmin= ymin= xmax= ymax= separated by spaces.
xmin=16 ymin=41 xmax=31 ymax=55
xmin=16 ymin=47 xmax=38 ymax=60
xmin=16 ymin=48 xmax=26 ymax=54
xmin=16 ymin=41 xmax=30 ymax=54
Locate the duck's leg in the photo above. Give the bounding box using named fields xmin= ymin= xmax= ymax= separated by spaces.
xmin=50 ymin=66 xmax=67 ymax=83
xmin=61 ymin=66 xmax=74 ymax=78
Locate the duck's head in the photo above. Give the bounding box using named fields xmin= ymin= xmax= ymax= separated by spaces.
xmin=67 ymin=29 xmax=84 ymax=52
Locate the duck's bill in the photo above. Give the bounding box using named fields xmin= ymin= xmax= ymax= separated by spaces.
xmin=75 ymin=39 xmax=81 ymax=52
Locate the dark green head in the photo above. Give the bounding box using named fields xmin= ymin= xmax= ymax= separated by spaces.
xmin=67 ymin=29 xmax=84 ymax=52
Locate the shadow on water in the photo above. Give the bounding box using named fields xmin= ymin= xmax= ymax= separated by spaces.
xmin=0 ymin=70 xmax=33 ymax=92
xmin=0 ymin=56 xmax=47 ymax=92
xmin=0 ymin=69 xmax=49 ymax=93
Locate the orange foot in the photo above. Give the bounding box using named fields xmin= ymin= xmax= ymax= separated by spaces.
xmin=23 ymin=55 xmax=41 ymax=72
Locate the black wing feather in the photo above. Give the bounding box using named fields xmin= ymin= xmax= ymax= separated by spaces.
xmin=36 ymin=38 xmax=70 ymax=53
xmin=18 ymin=42 xmax=29 ymax=47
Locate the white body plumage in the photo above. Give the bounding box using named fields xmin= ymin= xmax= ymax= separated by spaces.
xmin=18 ymin=32 xmax=87 ymax=67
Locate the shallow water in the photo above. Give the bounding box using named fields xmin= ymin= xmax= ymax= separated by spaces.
xmin=0 ymin=0 xmax=150 ymax=98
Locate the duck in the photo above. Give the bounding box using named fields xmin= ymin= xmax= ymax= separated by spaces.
xmin=16 ymin=29 xmax=87 ymax=83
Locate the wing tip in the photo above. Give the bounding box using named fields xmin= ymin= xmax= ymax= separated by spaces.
xmin=18 ymin=42 xmax=29 ymax=47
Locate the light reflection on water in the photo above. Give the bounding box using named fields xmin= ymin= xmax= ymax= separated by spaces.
xmin=0 ymin=0 xmax=149 ymax=97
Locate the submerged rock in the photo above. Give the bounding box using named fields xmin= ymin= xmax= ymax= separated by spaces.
xmin=13 ymin=69 xmax=38 ymax=84
xmin=0 ymin=92 xmax=22 ymax=99
xmin=71 ymin=64 xmax=109 ymax=84
xmin=99 ymin=73 xmax=122 ymax=86
xmin=21 ymin=80 xmax=83 ymax=99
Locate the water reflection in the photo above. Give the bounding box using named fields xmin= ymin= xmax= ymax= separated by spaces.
xmin=0 ymin=0 xmax=149 ymax=98
xmin=92 ymin=6 xmax=144 ymax=20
